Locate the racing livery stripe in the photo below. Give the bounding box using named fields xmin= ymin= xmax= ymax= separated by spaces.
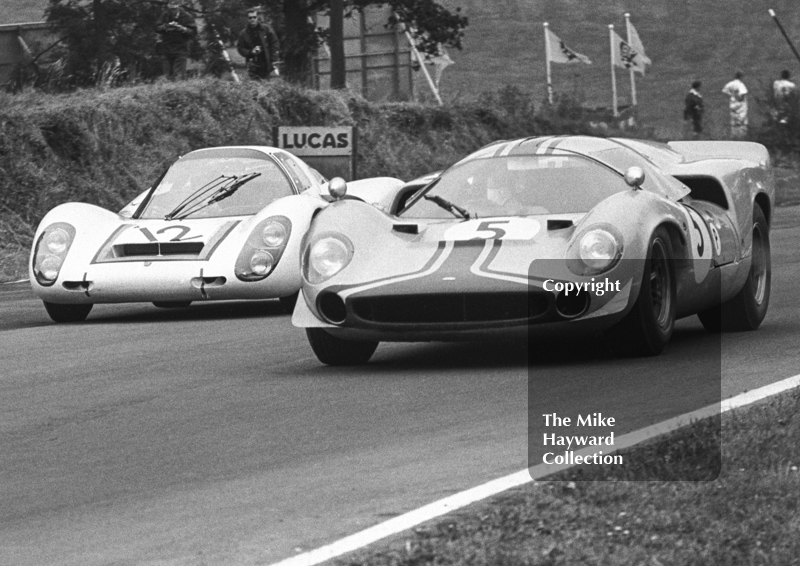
xmin=498 ymin=139 xmax=526 ymax=157
xmin=338 ymin=240 xmax=454 ymax=299
xmin=490 ymin=141 xmax=512 ymax=158
xmin=470 ymin=239 xmax=552 ymax=286
xmin=534 ymin=136 xmax=560 ymax=155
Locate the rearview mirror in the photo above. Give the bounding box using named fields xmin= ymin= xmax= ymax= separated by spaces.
xmin=624 ymin=166 xmax=645 ymax=189
xmin=328 ymin=177 xmax=347 ymax=200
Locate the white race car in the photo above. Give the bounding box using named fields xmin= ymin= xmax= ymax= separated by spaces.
xmin=30 ymin=145 xmax=403 ymax=322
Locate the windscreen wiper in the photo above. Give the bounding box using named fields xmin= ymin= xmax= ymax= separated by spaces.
xmin=164 ymin=174 xmax=232 ymax=220
xmin=172 ymin=172 xmax=262 ymax=220
xmin=424 ymin=194 xmax=472 ymax=220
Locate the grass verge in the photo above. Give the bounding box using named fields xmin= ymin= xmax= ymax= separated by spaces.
xmin=340 ymin=389 xmax=800 ymax=565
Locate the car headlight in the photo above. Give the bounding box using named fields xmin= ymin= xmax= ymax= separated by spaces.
xmin=45 ymin=228 xmax=71 ymax=254
xmin=305 ymin=235 xmax=353 ymax=284
xmin=32 ymin=223 xmax=76 ymax=286
xmin=235 ymin=216 xmax=292 ymax=281
xmin=580 ymin=229 xmax=621 ymax=269
xmin=262 ymin=221 xmax=287 ymax=248
xmin=249 ymin=250 xmax=275 ymax=275
xmin=567 ymin=225 xmax=623 ymax=276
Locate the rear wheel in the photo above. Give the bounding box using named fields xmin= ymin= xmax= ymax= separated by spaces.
xmin=152 ymin=301 xmax=192 ymax=309
xmin=43 ymin=301 xmax=93 ymax=323
xmin=612 ymin=227 xmax=676 ymax=356
xmin=698 ymin=206 xmax=770 ymax=332
xmin=306 ymin=328 xmax=378 ymax=365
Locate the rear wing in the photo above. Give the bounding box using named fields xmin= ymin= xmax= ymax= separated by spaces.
xmin=667 ymin=141 xmax=770 ymax=167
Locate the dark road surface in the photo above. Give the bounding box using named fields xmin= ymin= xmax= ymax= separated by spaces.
xmin=2 ymin=206 xmax=799 ymax=566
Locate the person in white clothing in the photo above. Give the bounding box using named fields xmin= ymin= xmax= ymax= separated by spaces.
xmin=721 ymin=71 xmax=749 ymax=138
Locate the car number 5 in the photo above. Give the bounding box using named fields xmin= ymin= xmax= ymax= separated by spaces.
xmin=472 ymin=220 xmax=510 ymax=240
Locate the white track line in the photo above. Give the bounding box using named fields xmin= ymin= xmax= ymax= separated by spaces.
xmin=271 ymin=372 xmax=800 ymax=566
xmin=1 ymin=279 xmax=29 ymax=285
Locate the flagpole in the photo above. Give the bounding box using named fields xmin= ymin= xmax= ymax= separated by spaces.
xmin=543 ymin=22 xmax=554 ymax=104
xmin=609 ymin=24 xmax=618 ymax=117
xmin=625 ymin=13 xmax=637 ymax=107
xmin=401 ymin=26 xmax=444 ymax=106
xmin=768 ymin=9 xmax=800 ymax=66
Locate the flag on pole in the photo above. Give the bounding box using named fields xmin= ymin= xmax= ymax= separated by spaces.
xmin=545 ymin=27 xmax=592 ymax=65
xmin=626 ymin=21 xmax=652 ymax=68
xmin=610 ymin=29 xmax=646 ymax=75
xmin=411 ymin=45 xmax=454 ymax=88
xmin=430 ymin=46 xmax=454 ymax=88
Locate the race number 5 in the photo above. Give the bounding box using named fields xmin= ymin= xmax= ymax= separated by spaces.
xmin=443 ymin=218 xmax=541 ymax=241
xmin=472 ymin=220 xmax=510 ymax=240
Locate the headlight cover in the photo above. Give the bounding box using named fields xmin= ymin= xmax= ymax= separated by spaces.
xmin=32 ymin=223 xmax=76 ymax=286
xmin=567 ymin=224 xmax=623 ymax=276
xmin=235 ymin=216 xmax=292 ymax=281
xmin=304 ymin=234 xmax=354 ymax=285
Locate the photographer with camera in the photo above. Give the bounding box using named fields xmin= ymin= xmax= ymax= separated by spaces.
xmin=155 ymin=0 xmax=197 ymax=80
xmin=236 ymin=10 xmax=281 ymax=81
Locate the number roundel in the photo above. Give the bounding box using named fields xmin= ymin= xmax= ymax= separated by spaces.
xmin=443 ymin=218 xmax=541 ymax=241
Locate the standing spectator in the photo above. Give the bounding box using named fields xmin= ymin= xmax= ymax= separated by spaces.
xmin=721 ymin=71 xmax=749 ymax=139
xmin=236 ymin=10 xmax=281 ymax=81
xmin=155 ymin=0 xmax=197 ymax=80
xmin=773 ymin=69 xmax=797 ymax=125
xmin=683 ymin=80 xmax=704 ymax=138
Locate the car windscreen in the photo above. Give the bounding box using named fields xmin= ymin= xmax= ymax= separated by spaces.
xmin=138 ymin=152 xmax=294 ymax=219
xmin=399 ymin=154 xmax=626 ymax=219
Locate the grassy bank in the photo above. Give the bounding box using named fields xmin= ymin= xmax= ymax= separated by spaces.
xmin=1 ymin=78 xmax=797 ymax=282
xmin=341 ymin=389 xmax=800 ymax=565
xmin=0 ymin=79 xmax=604 ymax=281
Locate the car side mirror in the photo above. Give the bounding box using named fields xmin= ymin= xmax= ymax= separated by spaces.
xmin=328 ymin=177 xmax=347 ymax=200
xmin=624 ymin=166 xmax=645 ymax=189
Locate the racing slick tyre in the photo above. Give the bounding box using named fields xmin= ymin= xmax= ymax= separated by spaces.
xmin=698 ymin=205 xmax=770 ymax=332
xmin=152 ymin=301 xmax=192 ymax=308
xmin=43 ymin=301 xmax=93 ymax=323
xmin=612 ymin=226 xmax=676 ymax=356
xmin=279 ymin=292 xmax=299 ymax=314
xmin=306 ymin=328 xmax=378 ymax=365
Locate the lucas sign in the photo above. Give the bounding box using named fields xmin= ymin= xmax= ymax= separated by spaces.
xmin=274 ymin=126 xmax=356 ymax=180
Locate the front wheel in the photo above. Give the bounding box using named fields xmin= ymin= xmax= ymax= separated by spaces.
xmin=43 ymin=301 xmax=93 ymax=323
xmin=698 ymin=205 xmax=770 ymax=332
xmin=306 ymin=328 xmax=378 ymax=365
xmin=611 ymin=227 xmax=676 ymax=356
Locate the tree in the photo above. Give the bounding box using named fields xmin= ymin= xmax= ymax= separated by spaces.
xmin=44 ymin=0 xmax=467 ymax=87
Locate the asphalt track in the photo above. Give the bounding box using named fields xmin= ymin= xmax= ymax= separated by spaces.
xmin=2 ymin=205 xmax=800 ymax=566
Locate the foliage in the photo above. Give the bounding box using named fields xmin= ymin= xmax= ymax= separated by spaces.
xmin=41 ymin=0 xmax=467 ymax=88
xmin=44 ymin=0 xmax=166 ymax=85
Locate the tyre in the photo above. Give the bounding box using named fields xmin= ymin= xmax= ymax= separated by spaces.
xmin=612 ymin=227 xmax=676 ymax=356
xmin=152 ymin=301 xmax=192 ymax=308
xmin=698 ymin=205 xmax=770 ymax=332
xmin=306 ymin=328 xmax=378 ymax=365
xmin=279 ymin=292 xmax=299 ymax=314
xmin=43 ymin=301 xmax=93 ymax=323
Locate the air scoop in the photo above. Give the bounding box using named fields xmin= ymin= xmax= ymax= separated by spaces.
xmin=547 ymin=219 xmax=574 ymax=230
xmin=392 ymin=224 xmax=419 ymax=234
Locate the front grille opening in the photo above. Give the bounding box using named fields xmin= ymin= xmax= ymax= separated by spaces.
xmin=351 ymin=293 xmax=549 ymax=324
xmin=115 ymin=242 xmax=205 ymax=257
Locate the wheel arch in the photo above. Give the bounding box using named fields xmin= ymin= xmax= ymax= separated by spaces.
xmin=754 ymin=192 xmax=771 ymax=227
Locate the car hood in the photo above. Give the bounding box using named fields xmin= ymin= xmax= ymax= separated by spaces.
xmin=308 ymin=201 xmax=588 ymax=296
